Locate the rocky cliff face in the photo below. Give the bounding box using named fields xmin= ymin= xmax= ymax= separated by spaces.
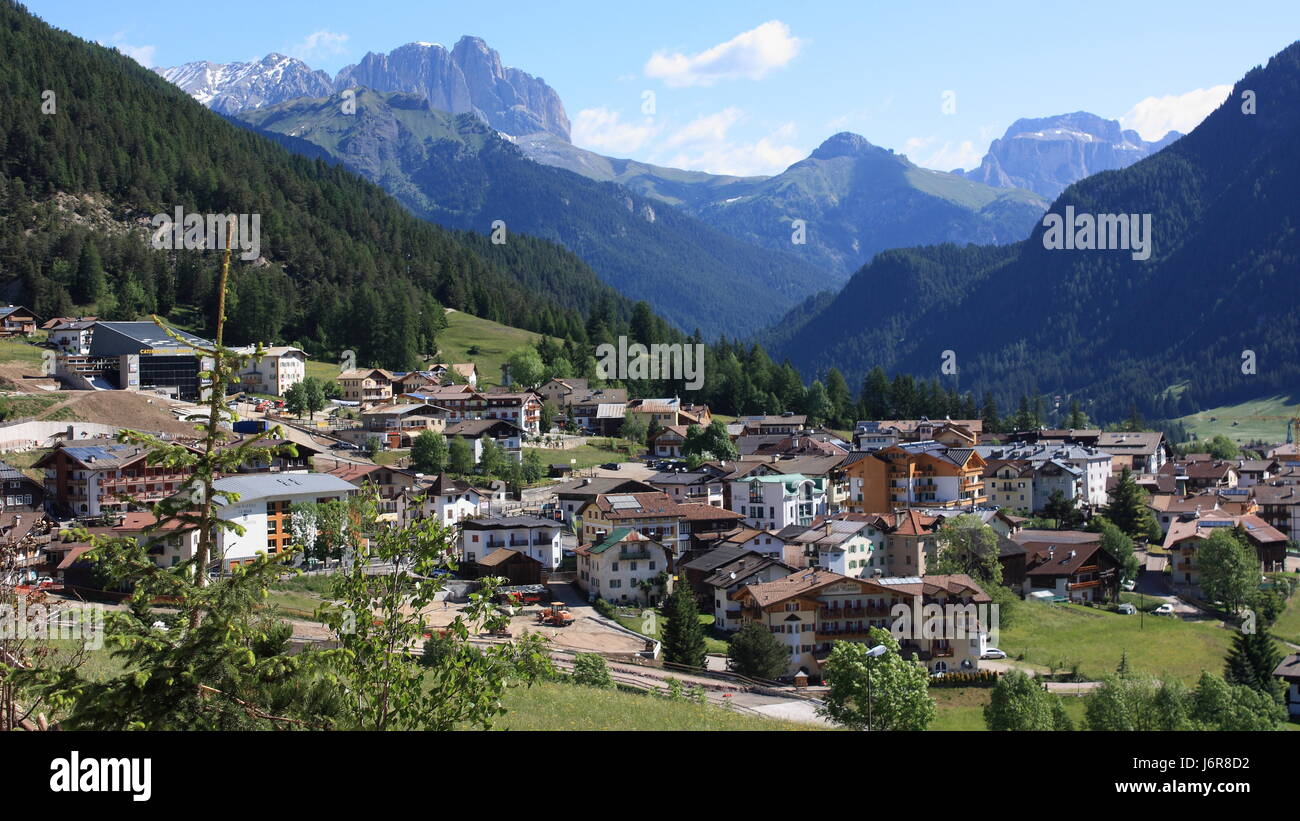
xmin=964 ymin=111 xmax=1180 ymax=199
xmin=159 ymin=36 xmax=571 ymax=141
xmin=157 ymin=53 xmax=334 ymax=115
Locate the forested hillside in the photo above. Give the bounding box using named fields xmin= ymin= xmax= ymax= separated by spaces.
xmin=236 ymin=90 xmax=833 ymax=336
xmin=768 ymin=42 xmax=1300 ymax=424
xmin=0 ymin=0 xmax=645 ymax=368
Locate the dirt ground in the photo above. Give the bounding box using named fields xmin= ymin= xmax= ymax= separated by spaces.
xmin=0 ymin=373 xmax=200 ymax=438
xmin=416 ymin=583 xmax=646 ymax=654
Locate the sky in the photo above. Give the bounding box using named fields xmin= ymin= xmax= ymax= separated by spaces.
xmin=24 ymin=1 xmax=1300 ymax=177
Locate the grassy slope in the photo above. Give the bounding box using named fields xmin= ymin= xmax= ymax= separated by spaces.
xmin=997 ymin=600 xmax=1235 ymax=683
xmin=1173 ymin=393 xmax=1300 ymax=444
xmin=929 ymin=686 xmax=1089 ymax=731
xmin=487 ymin=680 xmax=822 ymax=731
xmin=437 ymin=309 xmax=544 ymax=389
xmin=526 ymin=440 xmax=643 ymax=469
xmin=612 ymin=611 xmax=729 ymax=655
xmin=1273 ymin=590 xmax=1300 ymax=646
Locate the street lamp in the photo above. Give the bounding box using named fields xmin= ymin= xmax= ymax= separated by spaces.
xmin=865 ymin=643 xmax=887 ymax=732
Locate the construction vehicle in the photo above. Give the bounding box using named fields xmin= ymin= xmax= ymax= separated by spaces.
xmin=534 ymin=601 xmax=574 ymax=627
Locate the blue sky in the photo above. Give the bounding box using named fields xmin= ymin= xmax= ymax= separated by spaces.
xmin=25 ymin=1 xmax=1300 ymax=176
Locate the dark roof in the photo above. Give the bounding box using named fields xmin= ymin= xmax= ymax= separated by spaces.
xmin=682 ymin=544 xmax=760 ymax=573
xmin=702 ymin=555 xmax=793 ymax=589
xmin=1273 ymin=654 xmax=1300 ymax=681
xmin=1025 ymin=541 xmax=1105 ymax=577
xmin=477 ymin=548 xmax=539 ymax=567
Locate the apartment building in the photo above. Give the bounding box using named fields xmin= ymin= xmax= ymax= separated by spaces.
xmin=237 ymin=346 xmax=307 ymax=397
xmin=480 ymin=391 xmax=542 ymax=435
xmin=461 ymin=515 xmax=563 ymax=569
xmin=578 ymin=491 xmax=684 ymax=552
xmin=575 ymin=528 xmax=674 ymax=605
xmin=211 ymin=473 xmax=357 ymax=571
xmin=645 ymin=469 xmax=725 ymax=507
xmin=844 ymin=442 xmax=987 ymax=512
xmin=337 ymin=368 xmax=394 ymax=404
xmin=787 ymin=518 xmax=886 ymax=578
xmin=729 ymin=473 xmax=827 ymax=530
xmin=36 ymin=440 xmax=198 ymax=517
xmin=976 ymin=442 xmax=1110 ymax=508
xmin=359 ymin=402 xmax=449 ymax=448
xmin=1163 ymin=511 xmax=1288 ymax=586
xmin=730 ymin=569 xmax=991 ymax=678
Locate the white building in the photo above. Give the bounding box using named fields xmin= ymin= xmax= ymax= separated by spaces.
xmin=729 ymin=474 xmax=827 ymax=531
xmin=789 ymin=519 xmax=886 ymax=578
xmin=575 ymin=527 xmax=673 ymax=605
xmin=47 ymin=319 xmax=96 ymax=355
xmin=212 ymin=473 xmax=357 ymax=571
xmin=461 ymin=515 xmax=563 ymax=569
xmin=399 ymin=473 xmax=488 ymax=527
xmin=978 ymin=443 xmax=1111 ymax=508
xmin=237 ymin=346 xmax=307 ymax=397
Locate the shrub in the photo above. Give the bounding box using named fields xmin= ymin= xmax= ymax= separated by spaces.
xmin=572 ymin=653 xmax=613 ymax=688
xmin=592 ymin=598 xmax=617 ymax=619
xmin=928 ymin=670 xmax=1000 ymax=688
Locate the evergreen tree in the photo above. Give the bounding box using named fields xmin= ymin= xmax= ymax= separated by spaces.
xmin=661 ymin=586 xmax=707 ymax=668
xmin=981 ymin=391 xmax=1000 ymax=434
xmin=860 ymin=366 xmax=890 ymax=420
xmin=1224 ymin=628 xmax=1285 ymax=702
xmin=1102 ymin=467 xmax=1162 ymax=542
xmin=1066 ymin=398 xmax=1089 ymax=429
xmin=726 ymin=621 xmax=788 ymax=680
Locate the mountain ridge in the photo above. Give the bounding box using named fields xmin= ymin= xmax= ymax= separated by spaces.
xmin=159 ymin=35 xmax=571 ymax=142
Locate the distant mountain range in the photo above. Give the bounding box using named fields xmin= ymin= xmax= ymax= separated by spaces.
xmin=962 ymin=112 xmax=1182 ymax=199
xmin=234 ymin=89 xmax=832 ymax=337
xmin=158 ymin=36 xmax=571 ymax=141
xmin=765 ymin=42 xmax=1300 ymax=422
xmin=158 ymin=33 xmax=1243 ymax=378
xmin=517 ymin=130 xmax=1050 ymax=277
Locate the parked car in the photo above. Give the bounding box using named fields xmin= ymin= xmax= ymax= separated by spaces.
xmin=1121 ymin=579 xmax=1136 ymax=592
xmin=981 ymin=648 xmax=1007 ymax=659
xmin=330 ymin=441 xmax=359 ymax=451
xmin=1153 ymin=603 xmax=1176 ymax=616
xmin=600 ymin=462 xmax=621 ymax=471
xmin=1116 ymin=603 xmax=1137 ymax=615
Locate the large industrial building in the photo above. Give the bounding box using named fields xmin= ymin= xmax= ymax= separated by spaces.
xmin=54 ymin=321 xmax=214 ymax=401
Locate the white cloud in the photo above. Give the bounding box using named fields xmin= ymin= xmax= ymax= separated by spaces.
xmin=660 ymin=118 xmax=803 ymax=176
xmin=903 ymin=136 xmax=983 ymax=172
xmin=118 ymin=43 xmax=157 ymax=67
xmin=1120 ymin=85 xmax=1232 ymax=141
xmin=663 ymin=107 xmax=744 ymax=148
xmin=572 ymin=107 xmax=659 ymax=154
xmin=290 ymin=30 xmax=350 ymax=61
xmin=644 ymin=21 xmax=802 ymax=87
xmin=104 ymin=32 xmax=156 ymax=67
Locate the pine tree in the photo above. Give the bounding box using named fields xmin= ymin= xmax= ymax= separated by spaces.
xmin=1103 ymin=467 xmax=1161 ymax=542
xmin=661 ymin=586 xmax=707 ymax=668
xmin=1224 ymin=629 xmax=1284 ymax=702
xmin=727 ymin=621 xmax=788 ymax=680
